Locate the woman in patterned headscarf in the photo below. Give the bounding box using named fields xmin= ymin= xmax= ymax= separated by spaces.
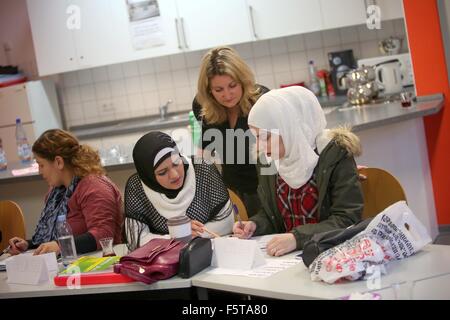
xmin=124 ymin=131 xmax=234 ymax=251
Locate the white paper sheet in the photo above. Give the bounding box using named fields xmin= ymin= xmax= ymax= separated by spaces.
xmin=5 ymin=252 xmax=58 ymax=285
xmin=213 ymin=238 xmax=266 ymax=270
xmin=207 ymin=258 xmax=302 ymax=278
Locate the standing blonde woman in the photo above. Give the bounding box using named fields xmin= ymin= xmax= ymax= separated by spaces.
xmin=8 ymin=129 xmax=123 ymax=256
xmin=192 ymin=46 xmax=269 ymax=217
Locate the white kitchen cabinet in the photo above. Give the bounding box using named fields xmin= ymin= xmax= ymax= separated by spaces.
xmin=0 ymin=80 xmax=62 ymax=162
xmin=245 ymin=0 xmax=323 ymax=40
xmin=175 ymin=0 xmax=253 ymax=51
xmin=27 ymin=0 xmax=121 ymax=76
xmin=375 ymin=0 xmax=404 ymax=21
xmin=27 ymin=0 xmax=78 ymax=75
xmin=320 ymin=0 xmax=367 ymax=30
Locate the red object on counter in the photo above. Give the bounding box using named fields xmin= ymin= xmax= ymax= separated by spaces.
xmin=54 ymin=272 xmax=136 ymax=286
xmin=280 ymin=82 xmax=306 ymax=88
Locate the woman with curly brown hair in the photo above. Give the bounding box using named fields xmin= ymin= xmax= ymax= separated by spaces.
xmin=8 ymin=129 xmax=123 ymax=256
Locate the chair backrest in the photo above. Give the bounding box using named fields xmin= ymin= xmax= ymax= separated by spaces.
xmin=227 ymin=189 xmax=249 ymax=221
xmin=359 ymin=168 xmax=407 ymax=220
xmin=0 ymin=200 xmax=26 ymax=251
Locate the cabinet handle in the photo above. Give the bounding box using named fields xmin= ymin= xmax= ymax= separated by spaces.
xmin=175 ymin=18 xmax=183 ymax=50
xmin=249 ymin=6 xmax=258 ymax=39
xmin=180 ymin=17 xmax=188 ymax=49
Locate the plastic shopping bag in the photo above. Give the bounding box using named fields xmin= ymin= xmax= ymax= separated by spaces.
xmin=309 ymin=201 xmax=432 ymax=284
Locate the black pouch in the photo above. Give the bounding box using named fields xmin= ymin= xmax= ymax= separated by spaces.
xmin=302 ymin=218 xmax=373 ymax=268
xmin=178 ymin=237 xmax=212 ymax=278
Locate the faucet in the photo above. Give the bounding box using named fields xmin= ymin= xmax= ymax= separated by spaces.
xmin=159 ymin=99 xmax=172 ymax=120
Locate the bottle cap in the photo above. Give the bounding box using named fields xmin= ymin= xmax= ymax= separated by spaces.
xmin=16 ymin=118 xmax=21 ymax=124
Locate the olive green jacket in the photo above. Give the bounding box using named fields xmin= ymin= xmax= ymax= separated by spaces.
xmin=251 ymin=128 xmax=364 ymax=250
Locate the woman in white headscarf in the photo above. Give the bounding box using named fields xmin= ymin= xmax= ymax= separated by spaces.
xmin=233 ymin=86 xmax=363 ymax=257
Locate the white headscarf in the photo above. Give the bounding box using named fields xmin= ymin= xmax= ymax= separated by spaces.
xmin=248 ymin=86 xmax=327 ymax=189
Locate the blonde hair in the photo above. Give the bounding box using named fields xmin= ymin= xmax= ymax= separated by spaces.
xmin=32 ymin=129 xmax=105 ymax=178
xmin=197 ymin=46 xmax=262 ymax=124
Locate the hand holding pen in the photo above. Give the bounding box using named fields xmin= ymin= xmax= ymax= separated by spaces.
xmin=3 ymin=237 xmax=28 ymax=256
xmin=231 ymin=205 xmax=256 ymax=239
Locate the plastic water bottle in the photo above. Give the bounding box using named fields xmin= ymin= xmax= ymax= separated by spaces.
xmin=308 ymin=60 xmax=321 ymax=96
xmin=0 ymin=138 xmax=7 ymax=171
xmin=56 ymin=215 xmax=77 ymax=266
xmin=15 ymin=118 xmax=32 ymax=163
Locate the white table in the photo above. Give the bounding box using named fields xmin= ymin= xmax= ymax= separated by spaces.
xmin=191 ymin=244 xmax=450 ymax=300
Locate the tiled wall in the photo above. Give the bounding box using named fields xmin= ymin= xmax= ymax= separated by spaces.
xmin=61 ymin=18 xmax=407 ymax=129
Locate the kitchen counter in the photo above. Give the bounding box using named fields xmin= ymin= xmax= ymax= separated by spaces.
xmin=0 ymin=92 xmax=443 ymax=184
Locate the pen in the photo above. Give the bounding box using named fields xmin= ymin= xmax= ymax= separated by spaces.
xmin=232 ymin=204 xmax=244 ymax=229
xmin=0 ymin=239 xmax=20 ymax=257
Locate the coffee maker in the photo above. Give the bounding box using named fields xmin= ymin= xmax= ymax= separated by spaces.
xmin=328 ymin=50 xmax=357 ymax=96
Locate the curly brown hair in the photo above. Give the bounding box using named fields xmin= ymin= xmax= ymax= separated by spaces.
xmin=32 ymin=129 xmax=105 ymax=178
xmin=197 ymin=46 xmax=263 ymax=124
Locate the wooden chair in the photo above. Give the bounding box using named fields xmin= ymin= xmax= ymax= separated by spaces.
xmin=358 ymin=168 xmax=407 ymax=220
xmin=0 ymin=200 xmax=26 ymax=251
xmin=227 ymin=189 xmax=249 ymax=221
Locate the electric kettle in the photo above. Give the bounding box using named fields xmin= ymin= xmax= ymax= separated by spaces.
xmin=375 ymin=59 xmax=403 ymax=94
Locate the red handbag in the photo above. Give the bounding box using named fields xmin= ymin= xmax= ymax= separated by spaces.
xmin=113 ymin=238 xmax=185 ymax=284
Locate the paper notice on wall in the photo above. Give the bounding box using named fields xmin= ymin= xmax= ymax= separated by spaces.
xmin=127 ymin=0 xmax=165 ymax=50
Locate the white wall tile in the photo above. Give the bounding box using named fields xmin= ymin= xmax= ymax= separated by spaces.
xmin=156 ymin=71 xmax=174 ymax=90
xmin=172 ymin=69 xmax=189 ymax=87
xmin=322 ymin=29 xmax=341 ymax=47
xmin=185 ymin=50 xmax=204 ymax=68
xmin=306 ymin=48 xmax=326 ymax=69
xmin=107 ymin=64 xmax=124 ymax=80
xmin=154 ymin=56 xmax=171 ymax=72
xmin=138 ymin=58 xmax=155 ymax=75
xmin=291 ymin=68 xmax=309 ymax=84
xmin=82 ymin=101 xmax=99 ymax=122
xmin=393 ymin=18 xmax=406 ymax=37
xmin=122 ymin=61 xmax=140 ymax=77
xmin=77 ymin=69 xmax=93 ymax=85
xmin=233 ymin=42 xmax=253 ymax=59
xmin=255 ymin=74 xmax=275 ymax=90
xmin=125 ymin=76 xmax=142 ymax=94
xmin=274 ymin=72 xmax=293 ymax=88
xmin=92 ymin=66 xmax=109 ymax=82
xmin=339 ymin=26 xmax=360 ymax=44
xmin=65 ymin=86 xmax=81 ymax=104
xmin=252 ymin=40 xmax=270 ymax=58
xmin=357 ymin=24 xmax=378 ymax=41
xmin=175 ymin=86 xmax=193 ymax=108
xmin=188 ymin=68 xmax=200 ymax=87
xmin=66 ymin=103 xmax=84 ymax=122
xmin=269 ymin=38 xmax=288 ymax=55
xmin=140 ymin=74 xmax=157 ymax=92
xmin=142 ymin=91 xmax=160 ymax=114
xmin=109 ymin=79 xmax=127 ymax=97
xmin=127 ymin=94 xmax=145 ymax=111
xmin=272 ymin=54 xmax=291 ymax=72
xmin=304 ymin=31 xmax=323 ymax=50
xmin=62 ymin=72 xmax=79 ymax=87
xmin=79 ymin=84 xmax=96 ymax=102
xmin=288 ymin=51 xmax=308 ymax=70
xmin=360 ymin=40 xmax=380 ymax=58
xmin=158 ymin=89 xmax=177 ymax=110
xmin=169 ymin=53 xmax=187 ymax=70
xmin=94 ymin=82 xmax=112 ymax=99
xmin=286 ymin=34 xmax=306 ymax=53
xmin=254 ymin=56 xmax=273 ymax=75
xmin=377 ymin=20 xmax=395 ymax=40
xmin=113 ymin=96 xmax=131 ymax=119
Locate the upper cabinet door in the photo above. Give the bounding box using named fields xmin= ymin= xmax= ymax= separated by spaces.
xmin=27 ymin=0 xmax=78 ymax=76
xmin=375 ymin=0 xmax=404 ymax=20
xmin=72 ymin=0 xmax=120 ymax=69
xmin=108 ymin=0 xmax=183 ymax=62
xmin=245 ymin=0 xmax=323 ymax=40
xmin=320 ymin=0 xmax=367 ymax=30
xmin=175 ymin=0 xmax=253 ymax=51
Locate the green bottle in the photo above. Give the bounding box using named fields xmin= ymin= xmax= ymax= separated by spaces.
xmin=189 ymin=111 xmax=201 ymax=149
